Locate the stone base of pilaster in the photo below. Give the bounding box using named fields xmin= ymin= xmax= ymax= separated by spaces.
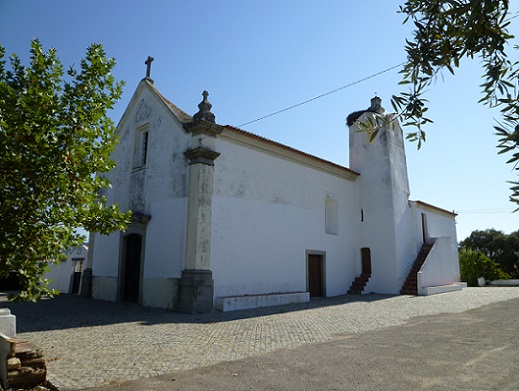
xmin=176 ymin=269 xmax=214 ymax=313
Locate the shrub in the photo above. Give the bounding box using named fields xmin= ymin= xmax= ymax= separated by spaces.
xmin=459 ymin=249 xmax=510 ymax=287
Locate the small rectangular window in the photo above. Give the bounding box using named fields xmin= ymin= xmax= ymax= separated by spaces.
xmin=141 ymin=130 xmax=149 ymax=165
xmin=133 ymin=125 xmax=149 ymax=168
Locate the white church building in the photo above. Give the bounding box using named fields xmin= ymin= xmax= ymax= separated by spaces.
xmin=86 ymin=72 xmax=463 ymax=313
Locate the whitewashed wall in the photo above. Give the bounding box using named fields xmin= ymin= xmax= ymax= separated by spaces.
xmin=46 ymin=245 xmax=87 ymax=294
xmin=418 ymin=236 xmax=460 ymax=291
xmin=211 ymin=133 xmax=360 ymax=299
xmin=91 ymin=82 xmax=192 ymax=303
xmin=349 ymin=111 xmax=414 ymax=294
xmin=411 ymin=202 xmax=460 ymax=289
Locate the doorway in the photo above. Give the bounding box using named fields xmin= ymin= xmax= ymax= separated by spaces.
xmin=307 ymin=254 xmax=324 ymax=297
xmin=421 ymin=213 xmax=428 ymax=244
xmin=71 ymin=261 xmax=83 ymax=294
xmin=121 ymin=233 xmax=142 ymax=303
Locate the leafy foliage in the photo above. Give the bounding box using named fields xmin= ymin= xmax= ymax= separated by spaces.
xmin=393 ymin=1 xmax=519 ymax=209
xmin=0 ymin=40 xmax=131 ymax=301
xmin=459 ymin=248 xmax=510 ymax=287
xmin=460 ymin=229 xmax=519 ymax=278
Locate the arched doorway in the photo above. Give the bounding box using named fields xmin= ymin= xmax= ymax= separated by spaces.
xmin=121 ymin=233 xmax=142 ymax=303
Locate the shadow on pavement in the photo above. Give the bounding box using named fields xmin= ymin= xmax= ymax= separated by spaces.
xmin=0 ymin=292 xmax=398 ymax=333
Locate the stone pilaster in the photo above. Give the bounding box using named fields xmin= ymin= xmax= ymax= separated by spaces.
xmin=177 ymin=91 xmax=222 ymax=313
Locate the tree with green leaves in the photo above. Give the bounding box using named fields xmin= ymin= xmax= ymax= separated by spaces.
xmin=0 ymin=40 xmax=131 ymax=301
xmin=393 ymin=1 xmax=519 ymax=209
xmin=460 ymin=229 xmax=519 ymax=278
xmin=459 ymin=248 xmax=510 ymax=287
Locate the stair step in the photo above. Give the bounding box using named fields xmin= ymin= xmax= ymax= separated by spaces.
xmin=348 ymin=273 xmax=372 ymax=295
xmin=400 ymin=243 xmax=433 ymax=296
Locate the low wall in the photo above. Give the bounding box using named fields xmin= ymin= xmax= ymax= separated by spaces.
xmin=0 ymin=309 xmax=15 ymax=338
xmin=215 ymin=292 xmax=310 ymax=312
xmin=418 ymin=237 xmax=461 ymax=295
xmin=489 ymin=279 xmax=519 ymax=287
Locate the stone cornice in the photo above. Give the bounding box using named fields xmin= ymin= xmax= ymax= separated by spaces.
xmin=183 ymin=120 xmax=224 ymax=137
xmin=184 ymin=147 xmax=221 ymax=166
xmin=132 ymin=211 xmax=152 ymax=225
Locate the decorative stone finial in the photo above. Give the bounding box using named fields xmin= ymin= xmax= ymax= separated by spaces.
xmin=370 ymin=96 xmax=384 ymax=114
xmin=192 ymin=90 xmax=216 ymax=123
xmin=144 ymin=56 xmax=154 ymax=83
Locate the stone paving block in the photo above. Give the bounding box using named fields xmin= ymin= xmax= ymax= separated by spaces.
xmin=1 ymin=288 xmax=519 ymax=389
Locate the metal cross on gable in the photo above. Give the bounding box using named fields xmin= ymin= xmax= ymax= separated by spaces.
xmin=145 ymin=56 xmax=154 ymax=79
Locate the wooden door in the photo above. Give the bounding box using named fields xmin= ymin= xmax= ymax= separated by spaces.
xmin=308 ymin=254 xmax=323 ymax=297
xmin=361 ymin=247 xmax=372 ymax=275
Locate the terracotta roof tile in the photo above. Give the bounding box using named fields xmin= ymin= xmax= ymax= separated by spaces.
xmin=224 ymin=125 xmax=359 ymax=177
xmin=413 ymin=200 xmax=457 ymax=217
xmin=145 ymin=80 xmax=193 ymax=124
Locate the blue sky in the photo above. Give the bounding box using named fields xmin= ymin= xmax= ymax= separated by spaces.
xmin=1 ymin=0 xmax=518 ymax=240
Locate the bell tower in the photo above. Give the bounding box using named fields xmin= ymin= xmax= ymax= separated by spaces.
xmin=348 ymin=97 xmax=413 ymax=293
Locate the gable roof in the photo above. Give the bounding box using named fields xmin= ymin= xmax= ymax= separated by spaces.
xmin=117 ymin=79 xmax=192 ymax=130
xmin=146 ymin=80 xmax=193 ymax=124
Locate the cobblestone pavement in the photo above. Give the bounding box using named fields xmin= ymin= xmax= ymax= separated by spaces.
xmin=2 ymin=287 xmax=519 ymax=390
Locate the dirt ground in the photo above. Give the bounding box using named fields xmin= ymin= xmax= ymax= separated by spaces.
xmin=88 ymin=298 xmax=519 ymax=391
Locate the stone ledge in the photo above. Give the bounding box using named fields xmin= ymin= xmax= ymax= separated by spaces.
xmin=489 ymin=279 xmax=519 ymax=287
xmin=215 ymin=292 xmax=310 ymax=312
xmin=420 ymin=282 xmax=467 ymax=296
xmin=0 ymin=335 xmax=47 ymax=389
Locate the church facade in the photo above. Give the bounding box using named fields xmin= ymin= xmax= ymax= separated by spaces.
xmin=87 ymin=77 xmax=463 ymax=312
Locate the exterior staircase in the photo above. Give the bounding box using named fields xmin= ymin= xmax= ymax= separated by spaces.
xmin=348 ymin=273 xmax=371 ymax=294
xmin=400 ymin=243 xmax=433 ymax=295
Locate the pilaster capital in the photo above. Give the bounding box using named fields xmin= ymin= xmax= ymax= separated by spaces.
xmin=131 ymin=211 xmax=152 ymax=226
xmin=183 ymin=120 xmax=223 ymax=137
xmin=184 ymin=146 xmax=221 ymax=165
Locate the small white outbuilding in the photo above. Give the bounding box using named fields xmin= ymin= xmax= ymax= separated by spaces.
xmin=45 ymin=244 xmax=88 ymax=294
xmin=87 ymin=74 xmax=463 ymax=312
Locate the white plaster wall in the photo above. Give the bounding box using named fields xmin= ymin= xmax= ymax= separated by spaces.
xmin=415 ymin=205 xmax=458 ymax=244
xmin=91 ymin=232 xmax=120 ymax=277
xmin=92 ymin=83 xmax=191 ymax=281
xmin=45 ymin=261 xmax=74 ymax=293
xmin=395 ymin=205 xmax=422 ymax=283
xmin=46 ymin=246 xmax=88 ymax=293
xmin=108 ymin=86 xmax=191 ymax=215
xmin=211 ymin=136 xmax=359 ymax=299
xmin=349 ymin=112 xmax=412 ymax=294
xmin=143 ymin=198 xmax=188 ymax=278
xmin=353 ymin=173 xmax=398 ymax=293
xmin=412 ymin=203 xmax=460 ymax=288
xmin=418 ymin=236 xmax=460 ymax=291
